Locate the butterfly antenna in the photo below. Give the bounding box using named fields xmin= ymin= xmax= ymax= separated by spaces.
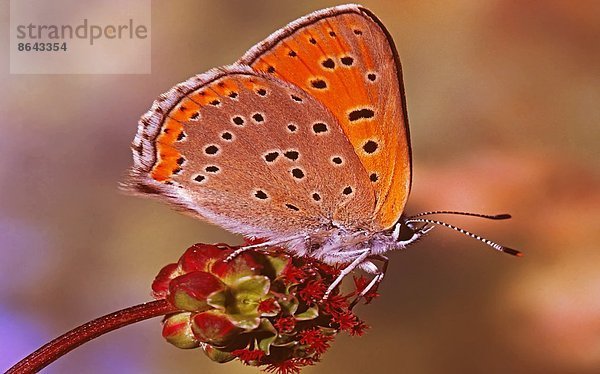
xmin=405 ymin=218 xmax=523 ymax=257
xmin=408 ymin=210 xmax=511 ymax=220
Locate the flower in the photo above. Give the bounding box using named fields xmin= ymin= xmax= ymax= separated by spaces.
xmin=264 ymin=358 xmax=307 ymax=374
xmin=232 ymin=348 xmax=266 ymax=364
xmin=298 ymin=328 xmax=333 ymax=357
xmin=297 ymin=279 xmax=327 ymax=304
xmin=153 ymin=243 xmax=376 ymax=373
xmin=258 ymin=298 xmax=280 ymax=315
xmin=274 ymin=316 xmax=295 ymax=334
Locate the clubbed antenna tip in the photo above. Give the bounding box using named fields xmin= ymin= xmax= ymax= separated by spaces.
xmin=503 ymin=247 xmax=524 ymax=257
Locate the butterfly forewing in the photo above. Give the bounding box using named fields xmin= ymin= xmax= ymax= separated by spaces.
xmin=240 ymin=5 xmax=412 ymax=229
xmin=128 ymin=65 xmax=376 ymax=240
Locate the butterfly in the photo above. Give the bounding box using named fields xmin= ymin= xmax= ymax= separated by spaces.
xmin=124 ymin=4 xmax=521 ymax=299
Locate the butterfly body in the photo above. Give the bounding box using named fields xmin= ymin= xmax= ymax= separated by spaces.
xmin=277 ymin=222 xmax=413 ymax=265
xmin=126 ymin=4 xmax=522 ymax=297
xmin=124 ymin=1 xmax=524 ymax=310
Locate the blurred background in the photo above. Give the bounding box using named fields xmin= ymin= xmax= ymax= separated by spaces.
xmin=1 ymin=0 xmax=598 ymax=373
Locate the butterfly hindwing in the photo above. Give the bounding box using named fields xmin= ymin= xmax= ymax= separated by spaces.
xmin=127 ymin=65 xmax=376 ymax=240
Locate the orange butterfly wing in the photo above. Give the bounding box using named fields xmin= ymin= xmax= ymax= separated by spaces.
xmin=240 ymin=5 xmax=412 ymax=230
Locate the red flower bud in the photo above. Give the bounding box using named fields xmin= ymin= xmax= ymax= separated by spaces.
xmin=152 ymin=263 xmax=181 ymax=298
xmin=191 ymin=310 xmax=241 ymax=346
xmin=162 ymin=312 xmax=199 ymax=349
xmin=210 ymin=252 xmax=263 ymax=284
xmin=202 ymin=344 xmax=236 ymax=363
xmin=168 ymin=271 xmax=226 ymax=312
xmin=179 ymin=243 xmax=231 ymax=273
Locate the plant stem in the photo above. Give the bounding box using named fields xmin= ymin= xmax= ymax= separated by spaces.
xmin=6 ymin=299 xmax=178 ymax=374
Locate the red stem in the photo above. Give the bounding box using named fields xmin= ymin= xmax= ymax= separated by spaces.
xmin=6 ymin=299 xmax=179 ymax=374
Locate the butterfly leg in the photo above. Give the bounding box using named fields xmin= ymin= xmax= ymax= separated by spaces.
xmin=323 ymin=248 xmax=371 ymax=300
xmin=350 ymin=255 xmax=388 ymax=309
xmin=224 ymin=238 xmax=293 ymax=262
xmin=396 ymin=224 xmax=434 ymax=248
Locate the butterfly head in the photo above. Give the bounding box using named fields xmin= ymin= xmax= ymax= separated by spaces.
xmin=391 ymin=210 xmax=523 ymax=257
